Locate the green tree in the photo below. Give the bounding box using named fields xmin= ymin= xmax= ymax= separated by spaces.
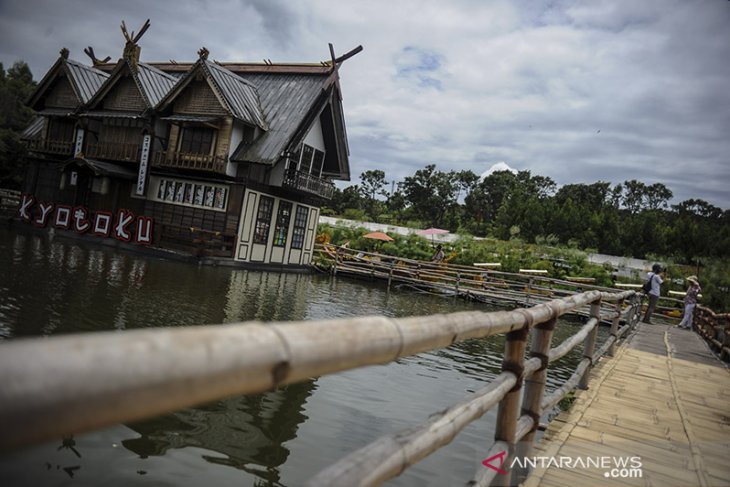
xmin=400 ymin=164 xmax=458 ymax=228
xmin=0 ymin=60 xmax=36 ymax=188
xmin=359 ymin=170 xmax=388 ymax=221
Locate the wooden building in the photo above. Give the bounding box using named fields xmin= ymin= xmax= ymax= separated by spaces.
xmin=19 ymin=22 xmax=359 ymax=269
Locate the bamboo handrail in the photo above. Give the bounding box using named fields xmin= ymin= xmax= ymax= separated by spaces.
xmin=0 ymin=282 xmax=642 ymax=487
xmin=0 ymin=290 xmax=630 ymax=452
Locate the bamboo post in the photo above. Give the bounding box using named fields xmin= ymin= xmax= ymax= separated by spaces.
xmin=493 ymin=325 xmax=529 ymax=487
xmin=456 ymin=272 xmax=460 ymax=295
xmin=579 ymin=299 xmax=601 ymax=389
xmin=526 ymin=277 xmax=533 ymax=306
xmin=387 ymin=262 xmax=394 ymax=289
xmin=609 ymin=298 xmax=623 ymax=357
xmin=516 ymin=311 xmax=557 ymax=476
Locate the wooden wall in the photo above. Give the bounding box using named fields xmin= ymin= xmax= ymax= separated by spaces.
xmin=103 ymin=76 xmax=146 ymax=111
xmin=45 ymin=76 xmax=77 ymax=109
xmin=145 ymin=184 xmax=243 ymax=236
xmin=173 ymin=80 xmax=227 ymax=115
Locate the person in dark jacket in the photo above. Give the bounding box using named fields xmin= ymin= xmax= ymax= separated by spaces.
xmin=641 ymin=263 xmax=664 ymax=323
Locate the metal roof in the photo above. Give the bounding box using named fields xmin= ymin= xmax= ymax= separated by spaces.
xmin=133 ymin=61 xmax=178 ymax=108
xmin=63 ymin=158 xmax=137 ymax=180
xmin=231 ymin=72 xmax=328 ymax=164
xmin=82 ymin=110 xmax=143 ymax=119
xmin=64 ymin=59 xmax=109 ymax=104
xmin=160 ymin=114 xmax=221 ymax=123
xmin=205 ymin=60 xmax=268 ymax=130
xmin=21 ymin=116 xmax=44 ymax=139
xmin=37 ymin=108 xmax=75 ymax=117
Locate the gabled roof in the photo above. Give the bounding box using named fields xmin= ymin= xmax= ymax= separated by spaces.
xmin=27 ymin=55 xmax=110 ymax=109
xmin=205 ymin=60 xmax=268 ymax=130
xmin=64 ymin=59 xmax=110 ymax=104
xmin=86 ymin=58 xmax=177 ymax=111
xmin=230 ymin=72 xmax=332 ymax=165
xmin=156 ymin=58 xmax=268 ymax=130
xmin=20 ymin=116 xmax=44 ymax=140
xmin=134 ymin=61 xmax=178 ymax=107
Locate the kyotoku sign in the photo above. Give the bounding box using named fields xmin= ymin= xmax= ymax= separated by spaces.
xmin=17 ymin=194 xmax=153 ymax=245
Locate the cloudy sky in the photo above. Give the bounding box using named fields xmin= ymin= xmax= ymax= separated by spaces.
xmin=1 ymin=0 xmax=729 ymax=208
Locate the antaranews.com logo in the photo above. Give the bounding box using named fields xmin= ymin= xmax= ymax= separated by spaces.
xmin=483 ymin=451 xmax=643 ymax=479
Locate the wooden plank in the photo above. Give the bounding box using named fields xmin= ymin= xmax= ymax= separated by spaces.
xmin=529 ymin=324 xmax=730 ymax=487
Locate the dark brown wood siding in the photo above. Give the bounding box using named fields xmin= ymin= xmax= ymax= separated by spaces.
xmin=173 ymin=80 xmax=227 ymax=115
xmin=45 ymin=76 xmax=78 ymax=109
xmin=103 ymin=76 xmax=146 ymax=111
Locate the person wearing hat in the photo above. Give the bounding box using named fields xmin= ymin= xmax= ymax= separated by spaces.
xmin=677 ymin=275 xmax=701 ymax=330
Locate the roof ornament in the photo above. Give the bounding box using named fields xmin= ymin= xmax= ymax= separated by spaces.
xmin=59 ymin=47 xmax=69 ymax=60
xmin=120 ymin=18 xmax=151 ymax=65
xmin=326 ymin=43 xmax=363 ymax=90
xmin=198 ymin=47 xmax=209 ymax=60
xmin=328 ymin=43 xmax=363 ymax=73
xmin=83 ymin=46 xmax=112 ymax=66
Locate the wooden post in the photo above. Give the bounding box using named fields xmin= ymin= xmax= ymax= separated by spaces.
xmin=525 ymin=277 xmax=533 ymax=306
xmin=387 ymin=262 xmax=394 ymax=289
xmin=579 ymin=299 xmax=601 ymax=389
xmin=609 ymin=299 xmax=623 ymax=357
xmin=494 ymin=325 xmax=529 ymax=487
xmin=455 ymin=272 xmax=460 ymax=295
xmin=516 ymin=314 xmax=557 ymax=469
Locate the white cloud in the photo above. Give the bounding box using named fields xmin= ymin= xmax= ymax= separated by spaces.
xmin=2 ymin=0 xmax=729 ymax=208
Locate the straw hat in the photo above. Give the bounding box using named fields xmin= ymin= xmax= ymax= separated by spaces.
xmin=686 ymin=275 xmax=699 ymax=285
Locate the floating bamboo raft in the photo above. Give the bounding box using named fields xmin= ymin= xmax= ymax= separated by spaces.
xmin=314 ymin=244 xmax=679 ymax=326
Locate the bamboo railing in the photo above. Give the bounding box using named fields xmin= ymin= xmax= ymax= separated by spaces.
xmin=695 ymin=306 xmax=730 ymax=360
xmin=0 ymin=284 xmax=641 ymax=486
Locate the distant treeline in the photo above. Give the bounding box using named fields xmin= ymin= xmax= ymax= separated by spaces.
xmin=326 ymin=165 xmax=729 ymax=263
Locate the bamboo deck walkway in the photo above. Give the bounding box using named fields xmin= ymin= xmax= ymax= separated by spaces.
xmin=524 ymin=323 xmax=730 ymax=487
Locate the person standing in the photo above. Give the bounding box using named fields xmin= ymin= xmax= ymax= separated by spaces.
xmin=642 ymin=264 xmax=664 ymax=323
xmin=677 ymin=275 xmax=701 ymax=330
xmin=431 ymin=244 xmax=445 ymax=263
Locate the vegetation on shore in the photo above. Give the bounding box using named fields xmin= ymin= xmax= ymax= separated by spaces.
xmin=318 ymin=222 xmax=729 ymax=312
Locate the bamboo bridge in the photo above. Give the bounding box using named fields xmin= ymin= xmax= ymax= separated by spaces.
xmin=1 ymin=246 xmax=729 ymax=486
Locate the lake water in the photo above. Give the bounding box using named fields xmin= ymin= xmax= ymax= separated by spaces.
xmin=0 ymin=229 xmax=599 ymax=486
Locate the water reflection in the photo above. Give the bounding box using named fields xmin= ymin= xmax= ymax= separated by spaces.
xmin=123 ymin=381 xmax=316 ymax=486
xmin=0 ymin=229 xmax=601 ymax=487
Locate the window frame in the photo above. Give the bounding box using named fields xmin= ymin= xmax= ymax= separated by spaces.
xmin=253 ymin=196 xmax=275 ymax=245
xmin=290 ymin=205 xmax=310 ymax=250
xmin=179 ymin=126 xmax=216 ymax=155
xmin=272 ymin=201 xmax=293 ymax=247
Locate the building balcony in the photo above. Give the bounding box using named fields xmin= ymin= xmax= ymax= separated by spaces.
xmin=283 ymin=170 xmax=335 ymax=199
xmin=25 ymin=138 xmax=74 ymax=156
xmin=86 ymin=141 xmax=141 ymax=162
xmin=151 ymin=150 xmax=228 ymax=174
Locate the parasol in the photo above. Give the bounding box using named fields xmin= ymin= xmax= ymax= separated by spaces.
xmin=363 ymin=231 xmax=394 ymax=242
xmin=416 ymin=227 xmax=449 ymax=244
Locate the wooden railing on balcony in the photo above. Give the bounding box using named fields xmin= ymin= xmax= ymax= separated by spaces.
xmin=283 ymin=170 xmax=336 ymax=199
xmin=25 ymin=138 xmax=74 ymax=156
xmin=86 ymin=141 xmax=141 ymax=162
xmin=152 ymin=151 xmax=227 ymax=174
